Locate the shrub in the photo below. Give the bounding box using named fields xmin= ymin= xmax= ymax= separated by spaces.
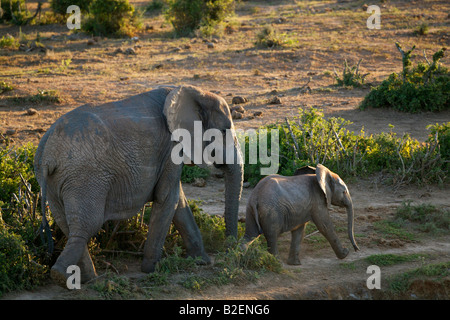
xmin=0 ymin=226 xmax=48 ymax=296
xmin=242 ymin=108 xmax=449 ymax=186
xmin=0 ymin=35 xmax=19 ymax=49
xmin=0 ymin=0 xmax=33 ymax=25
xmin=0 ymin=81 xmax=14 ymax=93
xmin=165 ymin=0 xmax=235 ymax=36
xmin=83 ymin=0 xmax=142 ymax=37
xmin=334 ymin=59 xmax=369 ymax=88
xmin=255 ymin=25 xmax=285 ymax=48
xmin=360 ymin=44 xmax=449 ymax=113
xmin=50 ymin=0 xmax=93 ymax=15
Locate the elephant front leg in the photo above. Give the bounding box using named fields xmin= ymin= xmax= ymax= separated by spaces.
xmin=172 ymin=184 xmax=210 ymax=265
xmin=142 ymin=163 xmax=183 ymax=273
xmin=287 ymin=224 xmax=306 ymax=265
xmin=312 ymin=212 xmax=349 ymax=259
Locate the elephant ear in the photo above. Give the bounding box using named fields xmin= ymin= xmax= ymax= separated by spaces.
xmin=163 ymin=85 xmax=204 ymax=134
xmin=316 ymin=164 xmax=332 ymax=208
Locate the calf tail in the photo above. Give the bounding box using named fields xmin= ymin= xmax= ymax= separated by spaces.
xmin=243 ymin=202 xmax=263 ymax=243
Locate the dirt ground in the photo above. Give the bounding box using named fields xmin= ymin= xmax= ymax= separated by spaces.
xmin=1 ymin=0 xmax=449 ymax=300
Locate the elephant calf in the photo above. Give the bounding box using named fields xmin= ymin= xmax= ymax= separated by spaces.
xmin=243 ymin=164 xmax=359 ymax=265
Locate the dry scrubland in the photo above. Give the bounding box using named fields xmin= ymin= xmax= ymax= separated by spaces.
xmin=0 ymin=0 xmax=449 ymax=300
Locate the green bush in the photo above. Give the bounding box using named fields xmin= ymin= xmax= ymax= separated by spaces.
xmin=165 ymin=0 xmax=235 ymax=36
xmin=242 ymin=108 xmax=449 ymax=186
xmin=0 ymin=0 xmax=33 ymax=25
xmin=83 ymin=0 xmax=142 ymax=37
xmin=334 ymin=59 xmax=369 ymax=88
xmin=0 ymin=226 xmax=48 ymax=296
xmin=255 ymin=25 xmax=285 ymax=48
xmin=360 ymin=44 xmax=449 ymax=113
xmin=50 ymin=0 xmax=93 ymax=15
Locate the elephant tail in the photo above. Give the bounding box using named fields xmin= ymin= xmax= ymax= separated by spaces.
xmin=39 ymin=164 xmax=54 ymax=255
xmin=244 ymin=201 xmax=263 ymax=241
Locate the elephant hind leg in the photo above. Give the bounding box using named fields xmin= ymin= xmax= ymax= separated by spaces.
xmin=287 ymin=223 xmax=306 ymax=265
xmin=50 ymin=192 xmax=105 ymax=287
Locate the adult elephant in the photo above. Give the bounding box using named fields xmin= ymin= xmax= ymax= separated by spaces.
xmin=34 ymin=85 xmax=244 ymax=286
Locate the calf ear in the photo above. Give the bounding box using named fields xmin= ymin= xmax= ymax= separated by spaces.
xmin=293 ymin=165 xmax=316 ymax=176
xmin=316 ymin=164 xmax=332 ymax=208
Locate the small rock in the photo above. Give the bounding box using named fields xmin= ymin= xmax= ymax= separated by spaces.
xmin=231 ymin=105 xmax=245 ymax=113
xmin=232 ymin=96 xmax=248 ymax=104
xmin=206 ymin=42 xmax=215 ymax=49
xmin=211 ymin=38 xmax=219 ymax=44
xmin=120 ymin=76 xmax=130 ymax=81
xmin=243 ymin=182 xmax=251 ymax=188
xmin=184 ymin=44 xmax=192 ymax=50
xmin=232 ymin=110 xmax=244 ymax=119
xmin=253 ymin=111 xmax=263 ymax=117
xmin=268 ymin=96 xmax=282 ymax=105
xmin=124 ymin=48 xmax=136 ymax=55
xmin=26 ymin=108 xmax=38 ymax=115
xmin=192 ymin=178 xmax=206 ymax=187
xmin=171 ymin=46 xmax=182 ymax=52
xmin=114 ymin=48 xmax=124 ymax=54
xmin=87 ymin=39 xmax=96 ymax=46
xmin=131 ymin=36 xmax=139 ymax=42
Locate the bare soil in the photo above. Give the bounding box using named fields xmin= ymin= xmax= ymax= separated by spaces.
xmin=1 ymin=0 xmax=449 ymax=300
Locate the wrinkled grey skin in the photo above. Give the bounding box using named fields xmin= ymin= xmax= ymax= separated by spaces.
xmin=34 ymin=85 xmax=243 ymax=286
xmin=243 ymin=164 xmax=359 ymax=265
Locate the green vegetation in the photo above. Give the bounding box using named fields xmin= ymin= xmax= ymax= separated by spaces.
xmin=83 ymin=0 xmax=142 ymax=37
xmin=9 ymin=89 xmax=62 ymax=104
xmin=0 ymin=0 xmax=34 ymax=25
xmin=0 ymin=35 xmax=19 ymax=48
xmin=0 ymin=81 xmax=14 ymax=94
xmin=255 ymin=25 xmax=285 ymax=48
xmin=365 ymin=253 xmax=426 ymax=266
xmin=0 ymin=144 xmax=48 ymax=296
xmin=50 ymin=0 xmax=93 ymax=15
xmin=334 ymin=59 xmax=369 ymax=88
xmin=242 ymin=108 xmax=449 ymax=187
xmin=387 ymin=262 xmax=449 ymax=294
xmin=395 ymin=201 xmax=449 ymax=235
xmin=360 ymin=44 xmax=449 ymax=113
xmin=164 ymin=0 xmax=235 ymax=36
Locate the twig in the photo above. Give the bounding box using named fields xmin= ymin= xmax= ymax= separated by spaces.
xmin=304 ymin=230 xmax=320 ymax=239
xmin=285 ymin=117 xmax=300 ymax=159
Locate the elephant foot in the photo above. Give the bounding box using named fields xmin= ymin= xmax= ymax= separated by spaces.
xmin=141 ymin=258 xmax=158 ymax=273
xmin=336 ymin=248 xmax=350 ymax=259
xmin=287 ymin=257 xmax=301 ymax=265
xmin=50 ymin=264 xmax=70 ymax=288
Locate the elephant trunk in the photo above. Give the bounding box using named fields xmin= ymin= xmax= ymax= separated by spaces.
xmin=222 ymin=143 xmax=244 ymax=239
xmin=346 ymin=201 xmax=359 ymax=251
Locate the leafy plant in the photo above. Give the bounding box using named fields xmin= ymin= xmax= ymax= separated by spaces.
xmin=0 ymin=81 xmax=14 ymax=93
xmin=165 ymin=0 xmax=235 ymax=36
xmin=83 ymin=0 xmax=142 ymax=37
xmin=0 ymin=0 xmax=34 ymax=25
xmin=0 ymin=35 xmax=19 ymax=48
xmin=50 ymin=0 xmax=93 ymax=15
xmin=255 ymin=25 xmax=285 ymax=48
xmin=242 ymin=108 xmax=449 ymax=187
xmin=334 ymin=59 xmax=369 ymax=88
xmin=360 ymin=44 xmax=449 ymax=113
